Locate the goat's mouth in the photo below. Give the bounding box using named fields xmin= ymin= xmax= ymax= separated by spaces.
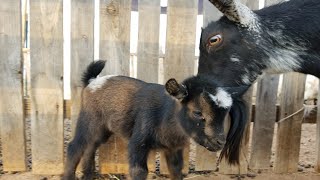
xmin=201 ymin=138 xmax=225 ymax=152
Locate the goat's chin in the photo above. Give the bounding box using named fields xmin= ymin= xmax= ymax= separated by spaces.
xmin=197 ymin=140 xmax=224 ymax=152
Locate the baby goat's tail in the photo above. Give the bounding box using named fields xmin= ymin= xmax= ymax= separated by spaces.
xmin=82 ymin=60 xmax=106 ymax=87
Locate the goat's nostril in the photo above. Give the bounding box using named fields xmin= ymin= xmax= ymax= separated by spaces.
xmin=216 ymin=139 xmax=226 ymax=146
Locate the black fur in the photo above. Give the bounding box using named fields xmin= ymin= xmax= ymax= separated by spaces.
xmin=63 ymin=61 xmax=241 ymax=180
xmin=81 ymin=60 xmax=106 ymax=86
xmin=198 ymin=0 xmax=320 ymax=165
xmin=219 ymin=98 xmax=247 ymax=164
xmin=199 ymin=0 xmax=320 ymax=87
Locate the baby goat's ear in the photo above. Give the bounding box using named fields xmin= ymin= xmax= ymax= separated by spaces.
xmin=165 ymin=78 xmax=188 ymax=100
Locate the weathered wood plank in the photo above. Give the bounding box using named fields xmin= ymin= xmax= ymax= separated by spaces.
xmin=99 ymin=0 xmax=131 ymax=76
xmin=99 ymin=136 xmax=129 ymax=174
xmin=70 ymin=0 xmax=94 ymax=172
xmin=195 ymin=145 xmax=216 ymax=171
xmin=0 ymin=0 xmax=27 ymax=171
xmin=274 ymin=73 xmax=306 ymax=173
xmin=70 ymin=0 xmax=94 ymax=132
xmin=193 ymin=0 xmax=220 ymax=171
xmin=316 ymin=83 xmax=320 ymax=172
xmin=219 ymin=0 xmax=258 ymax=174
xmin=99 ymin=0 xmax=131 ymax=174
xmin=137 ymin=0 xmax=160 ymax=83
xmin=219 ymin=87 xmax=253 ymax=174
xmin=249 ymin=74 xmax=279 ymax=169
xmin=30 ymin=0 xmax=64 ymax=174
xmin=163 ymin=0 xmax=198 ymax=82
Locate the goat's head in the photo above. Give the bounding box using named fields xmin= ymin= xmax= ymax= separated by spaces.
xmin=165 ymin=76 xmax=247 ymax=157
xmin=199 ymin=0 xmax=266 ymax=88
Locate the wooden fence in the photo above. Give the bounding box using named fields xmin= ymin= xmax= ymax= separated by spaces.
xmin=0 ymin=0 xmax=319 ymax=176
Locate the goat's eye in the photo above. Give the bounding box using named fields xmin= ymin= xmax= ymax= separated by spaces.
xmin=208 ymin=34 xmax=222 ymax=47
xmin=193 ymin=111 xmax=204 ymax=120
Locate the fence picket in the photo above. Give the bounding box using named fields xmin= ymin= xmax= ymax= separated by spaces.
xmin=274 ymin=73 xmax=306 ymax=173
xmin=99 ymin=0 xmax=131 ymax=174
xmin=249 ymin=75 xmax=279 ymax=169
xmin=0 ymin=0 xmax=27 ymax=171
xmin=194 ymin=0 xmax=220 ymax=172
xmin=316 ymin=83 xmax=320 ymax=172
xmin=30 ymin=0 xmax=64 ymax=174
xmin=137 ymin=0 xmax=160 ymax=83
xmin=218 ymin=0 xmax=259 ymax=174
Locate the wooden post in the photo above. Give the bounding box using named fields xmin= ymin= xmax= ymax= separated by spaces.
xmin=99 ymin=0 xmax=131 ymax=76
xmin=162 ymin=0 xmax=198 ymax=82
xmin=159 ymin=0 xmax=198 ymax=174
xmin=137 ymin=0 xmax=160 ymax=83
xmin=219 ymin=87 xmax=253 ymax=174
xmin=193 ymin=0 xmax=220 ymax=172
xmin=30 ymin=0 xmax=64 ymax=174
xmin=218 ymin=0 xmax=259 ymax=175
xmin=70 ymin=0 xmax=94 ymax=132
xmin=316 ymin=83 xmax=320 ymax=172
xmin=99 ymin=0 xmax=131 ymax=174
xmin=274 ymin=73 xmax=306 ymax=173
xmin=0 ymin=0 xmax=27 ymax=171
xmin=70 ymin=0 xmax=94 ymax=172
xmin=249 ymin=74 xmax=279 ymax=169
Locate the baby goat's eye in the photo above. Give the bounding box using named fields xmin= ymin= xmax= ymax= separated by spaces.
xmin=193 ymin=111 xmax=205 ymax=121
xmin=207 ymin=34 xmax=222 ymax=47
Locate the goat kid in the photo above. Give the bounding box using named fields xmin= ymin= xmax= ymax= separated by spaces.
xmin=62 ymin=60 xmax=247 ymax=180
xmin=199 ymin=0 xmax=320 ymax=88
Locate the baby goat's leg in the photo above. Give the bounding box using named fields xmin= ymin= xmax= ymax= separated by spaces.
xmin=128 ymin=137 xmax=150 ymax=180
xmin=62 ymin=111 xmax=92 ymax=180
xmin=82 ymin=131 xmax=112 ymax=180
xmin=62 ymin=134 xmax=87 ymax=180
xmin=164 ymin=149 xmax=184 ymax=180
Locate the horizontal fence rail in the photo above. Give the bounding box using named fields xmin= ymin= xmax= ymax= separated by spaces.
xmin=0 ymin=0 xmax=319 ymax=177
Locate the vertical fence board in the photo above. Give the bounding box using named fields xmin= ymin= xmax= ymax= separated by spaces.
xmin=194 ymin=0 xmax=220 ymax=171
xmin=316 ymin=83 xmax=320 ymax=172
xmin=219 ymin=0 xmax=258 ymax=174
xmin=274 ymin=73 xmax=306 ymax=173
xmin=162 ymin=0 xmax=198 ymax=82
xmin=249 ymin=75 xmax=279 ymax=169
xmin=99 ymin=0 xmax=131 ymax=76
xmin=99 ymin=0 xmax=131 ymax=174
xmin=137 ymin=0 xmax=160 ymax=83
xmin=159 ymin=0 xmax=198 ymax=174
xmin=0 ymin=0 xmax=27 ymax=171
xmin=219 ymin=87 xmax=253 ymax=174
xmin=70 ymin=0 xmax=94 ymax=172
xmin=70 ymin=0 xmax=94 ymax=133
xmin=30 ymin=0 xmax=64 ymax=174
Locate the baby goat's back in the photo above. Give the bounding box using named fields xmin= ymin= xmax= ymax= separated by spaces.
xmin=81 ymin=75 xmax=173 ymax=139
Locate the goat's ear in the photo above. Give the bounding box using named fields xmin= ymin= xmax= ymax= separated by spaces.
xmin=208 ymin=0 xmax=257 ymax=27
xmin=224 ymin=85 xmax=250 ymax=98
xmin=165 ymin=79 xmax=188 ymax=100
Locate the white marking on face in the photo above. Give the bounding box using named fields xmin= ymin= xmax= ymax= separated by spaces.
xmin=88 ymin=75 xmax=116 ymax=92
xmin=230 ymin=57 xmax=240 ymax=62
xmin=209 ymin=88 xmax=232 ymax=108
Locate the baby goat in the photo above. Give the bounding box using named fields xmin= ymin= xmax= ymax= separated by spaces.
xmin=62 ymin=60 xmax=247 ymax=180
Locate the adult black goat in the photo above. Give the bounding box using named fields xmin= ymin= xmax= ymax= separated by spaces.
xmin=198 ymin=0 xmax=320 ymax=165
xmin=62 ymin=60 xmax=247 ymax=180
xmin=199 ymin=0 xmax=320 ymax=87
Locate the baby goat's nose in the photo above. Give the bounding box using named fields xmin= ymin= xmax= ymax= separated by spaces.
xmin=216 ymin=138 xmax=226 ymax=146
